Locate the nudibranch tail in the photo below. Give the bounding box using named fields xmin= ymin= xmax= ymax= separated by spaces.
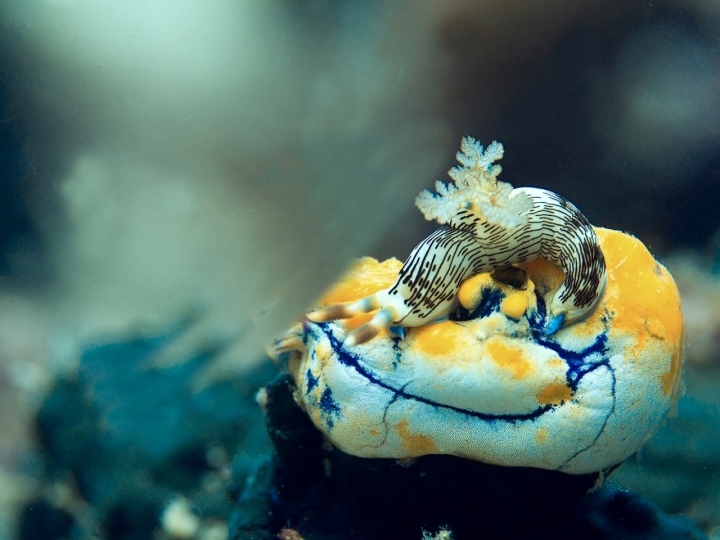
xmin=308 ymin=136 xmax=607 ymax=344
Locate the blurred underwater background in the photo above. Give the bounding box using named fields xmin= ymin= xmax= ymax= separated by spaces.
xmin=0 ymin=0 xmax=719 ymax=538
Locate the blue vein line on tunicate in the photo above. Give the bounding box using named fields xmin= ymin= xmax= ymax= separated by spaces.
xmin=313 ymin=320 xmax=613 ymax=423
xmin=534 ymin=332 xmax=610 ymax=392
xmin=314 ymin=323 xmax=551 ymax=423
xmin=559 ymin=366 xmax=617 ymax=470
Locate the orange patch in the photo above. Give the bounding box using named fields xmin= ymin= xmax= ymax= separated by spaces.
xmin=458 ymin=273 xmax=494 ymax=309
xmin=394 ymin=419 xmax=436 ymax=455
xmin=319 ymin=257 xmax=403 ymax=305
xmin=413 ymin=321 xmax=466 ymax=357
xmin=500 ymin=292 xmax=529 ymax=319
xmin=536 ymin=381 xmax=573 ymax=406
xmin=660 ymin=342 xmax=683 ymax=396
xmin=596 ymin=229 xmax=683 ymax=355
xmin=486 ymin=339 xmax=533 ymax=379
xmin=535 ymin=427 xmax=548 ymax=444
xmin=314 ymin=343 xmax=332 ymax=370
xmin=567 ymin=297 xmax=607 ymax=339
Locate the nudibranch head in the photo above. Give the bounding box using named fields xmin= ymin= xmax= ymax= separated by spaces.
xmin=415 ymin=137 xmax=532 ymax=228
xmin=271 ymin=229 xmax=683 ymax=474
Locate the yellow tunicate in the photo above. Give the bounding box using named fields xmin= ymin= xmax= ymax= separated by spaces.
xmin=595 ymin=228 xmax=684 ymax=398
xmin=597 ymin=228 xmax=683 ymax=345
xmin=500 ymin=292 xmax=529 ymax=319
xmin=280 ymin=226 xmax=685 ymax=475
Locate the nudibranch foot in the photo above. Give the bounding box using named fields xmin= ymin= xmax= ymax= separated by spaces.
xmin=388 ymin=325 xmax=405 ymax=339
xmin=545 ymin=313 xmax=565 ymax=335
xmin=309 ymin=137 xmax=607 ymax=345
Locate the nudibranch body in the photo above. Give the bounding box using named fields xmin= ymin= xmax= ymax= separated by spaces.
xmin=309 ymin=137 xmax=607 ymax=345
xmin=271 ymin=227 xmax=683 ymax=474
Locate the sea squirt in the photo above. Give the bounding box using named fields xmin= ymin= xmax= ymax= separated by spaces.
xmin=270 ymin=138 xmax=683 ymax=475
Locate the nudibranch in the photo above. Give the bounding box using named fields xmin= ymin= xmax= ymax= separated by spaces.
xmin=269 ymin=137 xmax=684 ymax=475
xmin=308 ymin=137 xmax=606 ymax=345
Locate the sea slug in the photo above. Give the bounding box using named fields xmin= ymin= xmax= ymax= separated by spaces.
xmin=308 ymin=137 xmax=606 ymax=345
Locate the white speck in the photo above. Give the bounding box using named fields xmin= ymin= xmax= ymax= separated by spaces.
xmin=161 ymin=497 xmax=200 ymax=539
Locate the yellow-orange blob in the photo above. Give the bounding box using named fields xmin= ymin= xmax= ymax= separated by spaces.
xmin=598 ymin=228 xmax=683 ymax=346
xmin=319 ymin=257 xmax=402 ymax=306
xmin=413 ymin=321 xmax=465 ymax=357
xmin=660 ymin=344 xmax=683 ymax=397
xmin=395 ymin=419 xmax=437 ymax=455
xmin=486 ymin=339 xmax=533 ymax=379
xmin=536 ymin=381 xmax=574 ymax=406
xmin=314 ymin=343 xmax=332 ymax=370
xmin=458 ymin=274 xmax=493 ymax=309
xmin=501 ymin=292 xmax=529 ymax=319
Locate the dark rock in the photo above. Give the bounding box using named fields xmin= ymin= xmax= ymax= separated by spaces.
xmin=229 ymin=374 xmax=708 ymax=540
xmin=21 ymin=323 xmax=273 ymax=539
xmin=584 ymin=486 xmax=708 ymax=540
xmin=19 ymin=499 xmax=74 ymax=540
